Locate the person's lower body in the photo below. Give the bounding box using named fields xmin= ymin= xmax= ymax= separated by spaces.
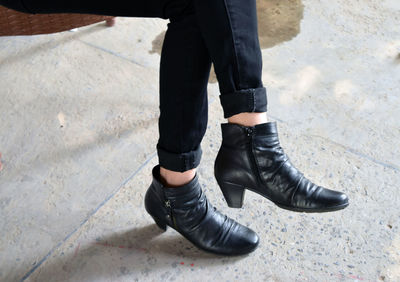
xmin=1 ymin=0 xmax=348 ymax=254
xmin=154 ymin=0 xmax=348 ymax=214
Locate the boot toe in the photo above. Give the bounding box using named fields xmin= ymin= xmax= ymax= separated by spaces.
xmin=227 ymin=224 xmax=259 ymax=255
xmin=240 ymin=227 xmax=259 ymax=253
xmin=205 ymin=212 xmax=260 ymax=255
xmin=317 ymin=188 xmax=349 ymax=210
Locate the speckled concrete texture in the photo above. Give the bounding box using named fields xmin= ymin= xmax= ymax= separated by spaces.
xmin=0 ymin=0 xmax=399 ymax=281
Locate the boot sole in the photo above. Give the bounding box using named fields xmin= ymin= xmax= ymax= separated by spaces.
xmin=218 ymin=181 xmax=349 ymax=213
xmin=275 ymin=202 xmax=349 ymax=213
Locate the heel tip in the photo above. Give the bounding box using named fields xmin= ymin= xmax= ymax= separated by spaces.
xmin=227 ymin=203 xmax=243 ymax=209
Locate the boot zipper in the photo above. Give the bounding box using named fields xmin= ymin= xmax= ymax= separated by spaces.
xmin=165 ymin=200 xmax=177 ymax=229
xmin=246 ymin=127 xmax=263 ymax=185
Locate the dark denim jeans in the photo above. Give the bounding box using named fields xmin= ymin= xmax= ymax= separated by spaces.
xmin=2 ymin=0 xmax=268 ymax=172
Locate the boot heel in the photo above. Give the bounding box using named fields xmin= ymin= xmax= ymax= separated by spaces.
xmin=151 ymin=216 xmax=167 ymax=231
xmin=218 ymin=181 xmax=246 ymax=208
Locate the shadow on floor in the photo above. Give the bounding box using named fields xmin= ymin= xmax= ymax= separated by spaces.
xmin=22 ymin=224 xmax=247 ymax=281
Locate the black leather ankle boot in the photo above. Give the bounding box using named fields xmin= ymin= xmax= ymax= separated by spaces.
xmin=214 ymin=121 xmax=349 ymax=212
xmin=144 ymin=164 xmax=259 ymax=255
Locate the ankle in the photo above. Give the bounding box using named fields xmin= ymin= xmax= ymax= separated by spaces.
xmin=227 ymin=112 xmax=268 ymax=127
xmin=159 ymin=166 xmax=196 ymax=188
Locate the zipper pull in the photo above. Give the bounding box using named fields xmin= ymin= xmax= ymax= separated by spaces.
xmin=246 ymin=127 xmax=254 ymax=137
xmin=165 ymin=200 xmax=177 ymax=228
xmin=165 ymin=200 xmax=171 ymax=220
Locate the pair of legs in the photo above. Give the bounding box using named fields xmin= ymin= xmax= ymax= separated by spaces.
xmin=152 ymin=0 xmax=268 ymax=186
xmin=156 ymin=0 xmax=267 ymax=187
xmin=1 ymin=0 xmax=269 ymax=185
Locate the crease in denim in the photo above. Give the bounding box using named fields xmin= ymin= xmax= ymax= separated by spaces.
xmin=222 ymin=0 xmax=242 ymax=91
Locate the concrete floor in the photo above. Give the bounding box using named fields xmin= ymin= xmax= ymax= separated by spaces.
xmin=0 ymin=0 xmax=399 ymax=281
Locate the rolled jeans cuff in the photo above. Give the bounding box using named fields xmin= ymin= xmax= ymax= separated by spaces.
xmin=156 ymin=143 xmax=202 ymax=172
xmin=219 ymin=86 xmax=268 ymax=119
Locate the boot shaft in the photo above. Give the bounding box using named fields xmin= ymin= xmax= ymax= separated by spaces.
xmin=216 ymin=122 xmax=282 ymax=185
xmin=145 ymin=165 xmax=207 ymax=232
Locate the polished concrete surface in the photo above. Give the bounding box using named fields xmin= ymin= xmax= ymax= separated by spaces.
xmin=0 ymin=0 xmax=399 ymax=281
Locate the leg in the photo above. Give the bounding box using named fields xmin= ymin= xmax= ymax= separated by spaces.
xmin=146 ymin=8 xmax=259 ymax=255
xmin=0 ymin=0 xmax=202 ymax=184
xmin=203 ymin=0 xmax=349 ymax=212
xmin=157 ymin=12 xmax=211 ymax=183
xmin=193 ymin=0 xmax=268 ymax=120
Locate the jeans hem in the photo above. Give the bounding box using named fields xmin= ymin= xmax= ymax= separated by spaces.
xmin=219 ymin=86 xmax=267 ymax=118
xmin=157 ymin=143 xmax=202 ymax=172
